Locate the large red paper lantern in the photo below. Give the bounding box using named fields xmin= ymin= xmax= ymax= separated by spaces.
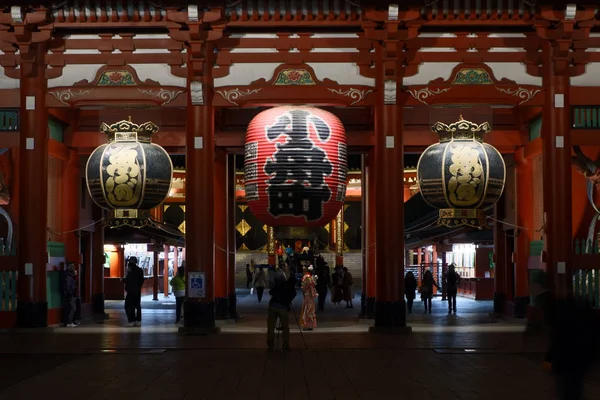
xmin=244 ymin=106 xmax=348 ymax=227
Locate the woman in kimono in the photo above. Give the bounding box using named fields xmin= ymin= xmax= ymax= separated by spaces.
xmin=300 ymin=266 xmax=318 ymax=331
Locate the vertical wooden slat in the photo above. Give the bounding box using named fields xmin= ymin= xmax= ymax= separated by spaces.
xmin=0 ymin=271 xmax=5 ymax=311
xmin=574 ymin=269 xmax=580 ymax=299
xmin=10 ymin=270 xmax=15 ymax=310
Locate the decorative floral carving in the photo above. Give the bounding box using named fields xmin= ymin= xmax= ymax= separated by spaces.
xmin=407 ymin=87 xmax=451 ymax=105
xmin=274 ymin=69 xmax=316 ymax=85
xmin=495 ymin=87 xmax=541 ymax=105
xmin=97 ymin=70 xmax=136 ymax=86
xmin=48 ymin=89 xmax=94 ymax=105
xmin=452 ymin=68 xmax=493 ymax=85
xmin=137 ymin=88 xmax=184 ymax=105
xmin=327 ymin=88 xmax=373 ymax=105
xmin=215 ymin=88 xmax=262 ymax=106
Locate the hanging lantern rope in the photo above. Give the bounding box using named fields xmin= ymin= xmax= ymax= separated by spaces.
xmin=47 ymin=218 xmax=105 ymax=236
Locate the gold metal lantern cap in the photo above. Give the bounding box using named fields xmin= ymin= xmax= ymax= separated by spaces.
xmin=100 ymin=117 xmax=159 ymax=143
xmin=431 ymin=115 xmax=491 ymax=143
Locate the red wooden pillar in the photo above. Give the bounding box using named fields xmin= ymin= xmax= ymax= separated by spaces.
xmin=364 ymin=149 xmax=376 ymax=318
xmin=515 ymin=148 xmax=533 ymax=297
xmin=91 ymin=205 xmax=106 ymax=315
xmin=541 ymin=40 xmax=572 ymax=299
xmin=152 ymin=249 xmax=159 ymax=301
xmin=61 ymin=149 xmax=80 ymax=265
xmin=183 ymin=43 xmax=218 ymax=332
xmin=163 ymin=245 xmax=170 ymax=297
xmin=371 ymin=43 xmax=408 ymax=331
xmin=17 ymin=43 xmax=49 ymax=327
xmin=214 ymin=148 xmax=228 ymax=319
xmin=226 ymin=154 xmax=237 ymax=318
xmin=493 ymin=204 xmax=508 ymax=314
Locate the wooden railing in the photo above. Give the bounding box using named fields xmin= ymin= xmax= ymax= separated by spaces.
xmin=0 ymin=270 xmax=17 ymax=311
xmin=0 ymin=109 xmax=18 ymax=131
xmin=572 ymin=106 xmax=600 ymax=129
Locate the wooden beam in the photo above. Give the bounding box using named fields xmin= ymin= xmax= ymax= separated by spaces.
xmin=73 ymin=128 xmax=523 ymax=153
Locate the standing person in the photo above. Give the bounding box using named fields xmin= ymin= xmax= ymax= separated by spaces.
xmin=300 ymin=266 xmax=318 ymax=330
xmin=58 ymin=262 xmax=67 ymax=324
xmin=331 ymin=266 xmax=344 ymax=307
xmin=420 ymin=270 xmax=439 ymax=314
xmin=446 ymin=263 xmax=461 ymax=314
xmin=253 ymin=266 xmax=267 ymax=302
xmin=266 ymin=270 xmax=297 ymax=351
xmin=315 ymin=262 xmax=331 ymax=312
xmin=63 ymin=264 xmax=78 ymax=328
xmin=123 ymin=257 xmax=145 ymax=326
xmin=245 ymin=264 xmax=253 ymax=289
xmin=170 ymin=267 xmax=185 ymax=324
xmin=404 ymin=271 xmax=417 ymax=314
xmin=342 ymin=267 xmax=354 ymax=309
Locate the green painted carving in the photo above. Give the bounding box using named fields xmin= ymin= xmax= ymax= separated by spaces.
xmin=96 ymin=70 xmax=137 ymax=86
xmin=273 ymin=69 xmax=316 ymax=85
xmin=452 ymin=68 xmax=493 ymax=85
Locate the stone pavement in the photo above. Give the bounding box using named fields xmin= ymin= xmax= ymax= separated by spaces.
xmin=1 ymin=294 xmax=599 ymax=399
xmin=0 ymin=347 xmax=599 ymax=400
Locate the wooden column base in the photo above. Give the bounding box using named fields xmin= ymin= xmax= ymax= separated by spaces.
xmin=92 ymin=293 xmax=108 ymax=318
xmin=228 ymin=292 xmax=239 ymax=320
xmin=182 ymin=300 xmax=217 ymax=331
xmin=215 ymin=297 xmax=229 ymax=320
xmin=372 ymin=300 xmax=408 ymax=330
xmin=363 ymin=296 xmax=376 ymax=319
xmin=493 ymin=291 xmax=507 ymax=314
xmin=16 ymin=301 xmax=48 ymax=328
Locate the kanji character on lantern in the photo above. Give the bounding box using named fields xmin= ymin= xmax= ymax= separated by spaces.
xmin=244 ymin=106 xmax=347 ymax=227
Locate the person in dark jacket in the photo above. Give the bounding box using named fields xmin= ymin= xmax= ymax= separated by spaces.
xmin=315 ymin=260 xmax=331 ymax=312
xmin=64 ymin=264 xmax=78 ymax=328
xmin=446 ymin=264 xmax=461 ymax=314
xmin=123 ymin=257 xmax=145 ymax=326
xmin=404 ymin=271 xmax=417 ymax=313
xmin=420 ymin=270 xmax=439 ymax=314
xmin=546 ymin=297 xmax=600 ymax=400
xmin=266 ymin=271 xmax=297 ymax=351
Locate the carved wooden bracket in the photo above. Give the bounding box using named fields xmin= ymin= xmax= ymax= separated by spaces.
xmin=47 ymin=65 xmax=185 ymax=107
xmin=405 ymin=63 xmax=543 ymax=106
xmin=214 ymin=63 xmax=375 ymax=107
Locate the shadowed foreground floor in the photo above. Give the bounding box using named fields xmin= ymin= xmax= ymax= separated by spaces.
xmin=1 ymin=294 xmax=599 ymax=399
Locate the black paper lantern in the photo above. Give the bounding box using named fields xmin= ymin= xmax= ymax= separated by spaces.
xmin=85 ymin=118 xmax=173 ymax=227
xmin=416 ymin=116 xmax=505 ymax=228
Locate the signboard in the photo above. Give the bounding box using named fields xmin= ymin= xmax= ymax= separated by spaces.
xmin=188 ymin=271 xmax=205 ymax=299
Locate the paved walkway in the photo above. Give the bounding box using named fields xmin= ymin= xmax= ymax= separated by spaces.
xmin=2 ymin=293 xmax=599 ymax=399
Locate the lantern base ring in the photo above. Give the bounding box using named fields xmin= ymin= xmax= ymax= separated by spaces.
xmin=438 ymin=208 xmax=486 ymax=228
xmin=106 ymin=209 xmax=152 ymax=229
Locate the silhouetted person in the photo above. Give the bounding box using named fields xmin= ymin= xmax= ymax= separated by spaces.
xmin=170 ymin=267 xmax=185 ymax=324
xmin=404 ymin=271 xmax=417 ymax=313
xmin=253 ymin=266 xmax=267 ymax=302
xmin=123 ymin=258 xmax=145 ymax=326
xmin=420 ymin=270 xmax=439 ymax=314
xmin=63 ymin=264 xmax=78 ymax=328
xmin=245 ymin=264 xmax=253 ymax=289
xmin=315 ymin=259 xmax=331 ymax=312
xmin=446 ymin=264 xmax=461 ymax=314
xmin=546 ymin=297 xmax=599 ymax=400
xmin=266 ymin=271 xmax=297 ymax=351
